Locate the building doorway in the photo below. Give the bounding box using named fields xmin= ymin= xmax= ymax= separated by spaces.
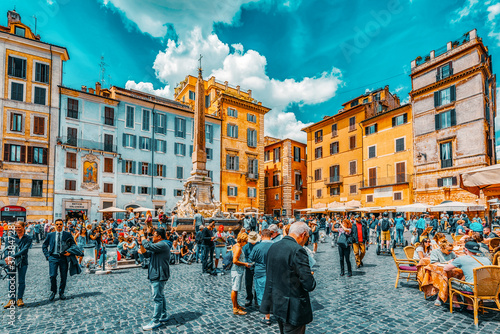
xmin=0 ymin=206 xmax=26 ymax=222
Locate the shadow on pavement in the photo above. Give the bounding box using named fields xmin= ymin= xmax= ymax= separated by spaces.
xmin=168 ymin=311 xmax=203 ymax=325
xmin=24 ymin=291 xmax=103 ymax=308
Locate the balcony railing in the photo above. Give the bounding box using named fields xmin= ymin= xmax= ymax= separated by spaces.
xmin=324 ymin=175 xmax=343 ymax=185
xmin=441 ymin=159 xmax=453 ymax=168
xmin=361 ymin=174 xmax=411 ymax=188
xmin=58 ymin=136 xmax=117 ymax=153
xmin=246 ymin=173 xmax=258 ymax=180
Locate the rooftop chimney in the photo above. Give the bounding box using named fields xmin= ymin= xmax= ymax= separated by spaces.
xmin=247 ymin=89 xmax=252 ymax=98
xmin=95 ymin=82 xmax=101 ymax=95
xmin=7 ymin=10 xmax=21 ymax=24
xmin=81 ymin=85 xmax=87 ymax=92
xmin=88 ymin=88 xmax=95 ymax=94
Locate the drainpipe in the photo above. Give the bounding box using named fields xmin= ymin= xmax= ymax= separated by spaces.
xmin=357 ymin=121 xmax=365 ymax=192
xmin=151 ymin=103 xmax=156 ymax=201
xmin=47 ymin=45 xmax=54 ymax=209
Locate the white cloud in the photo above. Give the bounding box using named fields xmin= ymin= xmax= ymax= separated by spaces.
xmin=487 ymin=3 xmax=500 ymax=45
xmin=451 ymin=0 xmax=479 ymax=24
xmin=487 ymin=3 xmax=500 ymax=21
xmin=124 ymin=80 xmax=170 ymax=98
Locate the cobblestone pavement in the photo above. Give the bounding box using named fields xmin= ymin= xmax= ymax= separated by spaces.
xmin=2 ymin=233 xmax=500 ymax=334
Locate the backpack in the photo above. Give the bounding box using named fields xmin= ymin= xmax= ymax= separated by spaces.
xmin=381 ymin=218 xmax=391 ymax=231
xmin=222 ymin=250 xmax=233 ymax=271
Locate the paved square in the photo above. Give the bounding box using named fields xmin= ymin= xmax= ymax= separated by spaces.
xmin=2 ymin=235 xmax=500 ymax=333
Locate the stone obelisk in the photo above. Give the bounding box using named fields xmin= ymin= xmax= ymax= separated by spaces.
xmin=191 ymin=62 xmax=208 ymax=176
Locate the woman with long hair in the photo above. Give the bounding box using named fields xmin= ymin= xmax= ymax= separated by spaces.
xmin=413 ymin=238 xmax=432 ymax=260
xmin=145 ymin=210 xmax=153 ymax=229
xmin=333 ymin=219 xmax=353 ymax=277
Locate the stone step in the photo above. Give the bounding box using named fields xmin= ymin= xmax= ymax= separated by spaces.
xmin=118 ymin=259 xmax=136 ymax=265
xmin=111 ymin=263 xmax=142 ymax=270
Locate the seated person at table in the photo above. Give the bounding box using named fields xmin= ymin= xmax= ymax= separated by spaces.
xmin=431 ymin=233 xmax=446 ymax=249
xmin=444 ymin=241 xmax=492 ymax=310
xmin=456 ymin=220 xmax=467 ymax=235
xmin=471 ymin=232 xmax=492 ymax=260
xmin=430 ymin=240 xmax=457 ymax=264
xmin=468 ymin=219 xmax=484 ymax=234
xmin=483 ymin=227 xmax=499 ymax=239
xmin=413 ymin=238 xmax=432 ymax=260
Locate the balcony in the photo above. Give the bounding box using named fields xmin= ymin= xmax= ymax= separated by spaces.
xmin=360 ymin=174 xmax=411 ymax=189
xmin=441 ymin=159 xmax=453 ymax=169
xmin=57 ymin=136 xmax=117 ymax=153
xmin=324 ymin=175 xmax=343 ymax=186
xmin=246 ymin=173 xmax=258 ymax=181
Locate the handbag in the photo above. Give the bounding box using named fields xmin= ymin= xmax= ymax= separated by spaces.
xmin=337 ymin=233 xmax=348 ymax=248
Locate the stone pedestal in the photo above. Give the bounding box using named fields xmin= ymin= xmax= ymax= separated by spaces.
xmin=175 ymin=173 xmax=221 ymax=218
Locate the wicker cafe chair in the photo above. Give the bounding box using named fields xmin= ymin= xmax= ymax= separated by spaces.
xmin=403 ymin=246 xmax=415 ymax=260
xmin=391 ymin=248 xmax=418 ymax=288
xmin=493 ymin=252 xmax=500 ymax=266
xmin=453 ymin=235 xmax=463 ymax=243
xmin=449 ymin=266 xmax=500 ymax=328
xmin=489 ymin=238 xmax=500 ymax=251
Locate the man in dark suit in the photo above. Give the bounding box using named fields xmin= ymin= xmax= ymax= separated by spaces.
xmin=260 ymin=222 xmax=316 ymax=334
xmin=42 ymin=219 xmax=76 ymax=301
xmin=138 ymin=227 xmax=170 ymax=331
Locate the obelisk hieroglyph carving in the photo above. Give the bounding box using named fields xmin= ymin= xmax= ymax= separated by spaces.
xmin=191 ymin=55 xmax=207 ymax=175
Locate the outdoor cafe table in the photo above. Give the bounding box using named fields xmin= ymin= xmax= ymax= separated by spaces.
xmin=417 ymin=258 xmax=464 ymax=302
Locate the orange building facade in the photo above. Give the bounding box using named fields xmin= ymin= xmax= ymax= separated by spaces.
xmin=263 ymin=136 xmax=307 ymax=218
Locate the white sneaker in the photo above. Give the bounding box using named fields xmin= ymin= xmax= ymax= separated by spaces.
xmin=434 ymin=299 xmax=442 ymax=306
xmin=142 ymin=321 xmax=161 ymax=331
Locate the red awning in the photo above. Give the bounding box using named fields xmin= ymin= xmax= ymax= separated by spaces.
xmin=0 ymin=206 xmax=26 ymax=212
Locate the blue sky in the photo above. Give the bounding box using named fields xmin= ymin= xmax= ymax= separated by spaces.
xmin=2 ymin=0 xmax=499 ymax=144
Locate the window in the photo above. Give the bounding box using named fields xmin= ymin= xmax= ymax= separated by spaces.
xmin=227 ymin=124 xmax=238 ymax=138
xmin=368 ymin=145 xmax=376 ymax=159
xmin=176 ymin=166 xmax=183 ymax=179
xmin=123 ymin=185 xmax=135 ymax=194
xmin=247 ymin=129 xmax=257 ymax=147
xmin=315 ymin=147 xmax=323 ymax=159
xmin=440 ymin=142 xmax=453 ymax=168
xmin=155 ymin=164 xmax=166 ymax=177
xmin=67 ymin=127 xmax=77 ymax=146
xmin=35 ymin=63 xmax=50 ymax=83
xmin=142 ymin=109 xmax=150 ymax=131
xmin=125 ymin=106 xmax=135 ymax=128
xmin=139 ymin=187 xmax=150 ymax=195
xmin=366 ymin=194 xmax=374 ymax=203
xmin=155 ymin=113 xmax=167 ymax=134
xmin=393 ymin=137 xmax=405 ymax=152
xmin=227 ymin=155 xmax=239 ymax=171
xmin=392 ymin=113 xmax=408 ymax=127
xmin=438 ymin=177 xmax=457 ymax=187
xmin=173 ymin=117 xmax=186 ymax=138
xmin=349 ymin=117 xmax=356 ymax=131
xmin=11 ymin=82 xmax=24 ymax=101
xmin=65 ymin=180 xmax=76 ymax=191
xmin=330 ymin=187 xmax=340 ymax=196
xmin=123 ymin=160 xmax=136 ymax=174
xmin=295 ymin=194 xmax=300 ymax=201
xmin=104 ymin=134 xmax=114 ymax=152
xmin=228 ymin=186 xmax=238 ymax=197
xmin=330 ymin=141 xmax=339 ymax=155
xmin=104 ymin=158 xmax=113 ymax=173
xmin=34 ymin=86 xmax=46 ymax=105
xmin=205 ymin=95 xmax=210 ymax=108
xmin=155 ymin=139 xmax=166 ymax=153
xmin=436 ymin=62 xmax=453 ymax=81
xmin=206 ymin=148 xmax=213 ymax=160
xmin=189 ymin=90 xmax=195 ymax=100
xmin=264 ymin=150 xmax=270 ymax=161
xmin=349 ymin=135 xmax=356 ymax=150
xmin=31 ymin=147 xmax=46 ymax=165
xmin=10 ymin=113 xmax=22 ymax=132
xmin=205 ymin=124 xmax=213 ymax=143
xmin=248 ymin=187 xmax=257 ymax=198
xmin=104 ymin=183 xmax=113 ymax=193
xmin=295 ymin=173 xmax=302 ymax=190
xmin=329 ymin=165 xmax=340 ymax=182
xmin=374 ymin=93 xmax=380 ymax=101
xmin=331 ymin=124 xmax=338 ymax=137
xmin=314 ymin=168 xmax=322 ymax=181
xmin=246 ymin=158 xmax=257 ymax=176
xmin=228 ymin=107 xmax=238 ymax=117
xmin=67 ymin=98 xmax=79 ymax=119
xmin=33 ymin=116 xmax=45 ymax=135
xmin=3 ymin=144 xmax=24 ymax=162
xmin=208 ymin=170 xmax=213 ymax=180
xmin=66 ymin=152 xmax=76 ymax=169
xmin=351 ymin=100 xmax=359 ymax=108
xmin=363 ymin=98 xmax=369 ymax=104
xmin=316 ymin=189 xmax=322 ymax=198
xmin=273 ymin=147 xmax=281 ymax=162
xmin=435 ymin=109 xmax=456 ymax=130
xmin=174 ymin=189 xmax=183 ymax=197
xmin=104 ymin=107 xmax=114 ymax=126
xmin=396 ymin=162 xmax=406 ymax=183
xmin=139 ymin=162 xmax=150 ymax=176
xmin=8 ymin=56 xmax=26 ymax=79
xmin=264 ymin=176 xmax=269 ymax=187
xmin=174 ymin=143 xmax=186 ymax=156
xmin=350 ymin=184 xmax=357 ymax=194
xmin=393 ymin=192 xmax=402 ymax=201
xmin=274 ymin=194 xmax=279 ymax=200
xmin=14 ymin=26 xmax=25 ymax=37
xmin=8 ymin=178 xmax=20 ymax=196
xmin=247 ymin=113 xmax=256 ymax=122
xmin=189 ymin=145 xmax=193 ymax=157
xmin=434 ymin=85 xmax=456 ymax=107
xmin=349 ymin=160 xmax=357 ymax=175
xmin=293 ymin=146 xmax=301 ymax=162
xmin=139 ymin=137 xmax=151 ymax=151
xmin=122 ymin=134 xmax=137 ymax=148
xmin=315 ymin=130 xmax=323 ymax=143
xmin=273 ymin=173 xmax=280 ymax=186
xmin=377 ymin=104 xmax=388 ymax=114
xmin=368 ymin=168 xmax=377 ymax=187
xmin=31 ymin=180 xmax=43 ymax=197
xmin=365 ymin=124 xmax=377 ymax=135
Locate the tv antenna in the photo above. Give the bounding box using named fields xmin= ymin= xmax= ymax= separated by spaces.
xmin=99 ymin=56 xmax=108 ymax=87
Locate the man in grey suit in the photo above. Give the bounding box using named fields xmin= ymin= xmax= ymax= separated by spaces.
xmin=137 ymin=227 xmax=171 ymax=331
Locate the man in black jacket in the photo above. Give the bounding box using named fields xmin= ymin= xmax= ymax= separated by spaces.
xmin=260 ymin=222 xmax=316 ymax=334
xmin=138 ymin=227 xmax=170 ymax=331
xmin=3 ymin=221 xmax=32 ymax=308
xmin=42 ymin=219 xmax=76 ymax=301
xmin=201 ymin=222 xmax=215 ymax=274
xmin=351 ymin=216 xmax=369 ymax=268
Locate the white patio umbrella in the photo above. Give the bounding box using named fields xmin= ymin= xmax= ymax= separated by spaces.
xmin=98 ymin=207 xmax=127 ymax=213
xmin=357 ymin=207 xmax=381 ymax=212
xmin=395 ymin=203 xmax=429 ymax=213
xmin=133 ymin=207 xmax=156 ymax=213
xmin=429 ymin=201 xmax=485 ymax=212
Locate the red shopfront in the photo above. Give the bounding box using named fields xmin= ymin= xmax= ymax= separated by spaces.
xmin=0 ymin=206 xmax=27 ymax=222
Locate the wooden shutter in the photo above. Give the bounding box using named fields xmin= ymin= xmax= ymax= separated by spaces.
xmin=235 ymin=156 xmax=239 ymax=170
xmin=437 ymin=178 xmax=443 ymax=187
xmin=449 ymin=61 xmax=453 ymax=75
xmin=436 ymin=69 xmax=441 ymax=82
xmin=42 ymin=148 xmax=48 ymax=165
xmin=450 ymin=85 xmax=456 ymax=102
xmin=450 ymin=109 xmax=456 ymax=126
xmin=374 ymin=124 xmax=378 ymax=133
xmin=122 ymin=160 xmax=126 ymax=173
xmin=33 ymin=117 xmax=39 ymax=135
xmin=131 ymin=186 xmax=135 ymax=194
xmin=235 ymin=125 xmax=239 ymax=138
xmin=122 ymin=134 xmax=127 ymax=146
xmin=452 ymin=177 xmax=458 ymax=186
xmin=148 ymin=163 xmax=152 ymax=176
xmin=27 ymin=147 xmax=33 ymax=164
xmin=121 ymin=185 xmax=125 ymax=193
xmin=392 ymin=116 xmax=396 ymax=127
xmin=403 ymin=113 xmax=408 ymax=124
xmin=162 ymin=166 xmax=166 ymax=177
xmin=4 ymin=144 xmax=10 ymax=161
xmin=132 ymin=161 xmax=136 ymax=174
xmin=234 ymin=187 xmax=238 ymax=196
xmin=227 ymin=186 xmax=230 ymax=196
xmin=435 ymin=114 xmax=441 ymax=130
xmin=434 ymin=91 xmax=440 ymax=107
xmin=20 ymin=146 xmax=26 ymax=163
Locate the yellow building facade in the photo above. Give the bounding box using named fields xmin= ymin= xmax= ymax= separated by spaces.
xmin=0 ymin=11 xmax=69 ymax=222
xmin=174 ymin=75 xmax=270 ymax=213
xmin=302 ymin=86 xmax=400 ymax=209
xmin=360 ymin=104 xmax=413 ymax=207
